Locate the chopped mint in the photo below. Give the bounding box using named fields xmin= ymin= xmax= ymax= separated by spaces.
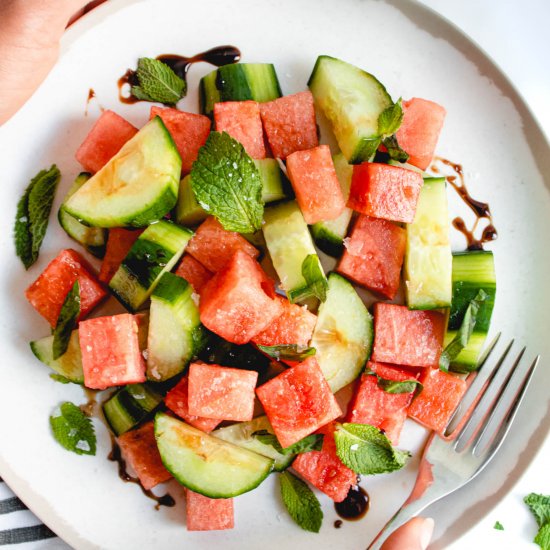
xmin=534 ymin=523 xmax=550 ymax=550
xmin=334 ymin=422 xmax=410 ymax=475
xmin=493 ymin=521 xmax=504 ymax=530
xmin=131 ymin=57 xmax=186 ymax=105
xmin=301 ymin=254 xmax=328 ymax=302
xmin=364 ymin=368 xmax=422 ymax=395
xmin=378 ymin=99 xmax=404 ymax=137
xmin=382 ymin=135 xmax=409 ymax=163
xmin=15 ymin=165 xmax=60 ymax=269
xmin=52 ymin=281 xmax=80 ymax=360
xmin=256 ymin=344 xmax=316 ymax=362
xmin=279 ymin=471 xmax=323 ymax=533
xmin=253 ymin=431 xmax=323 ymax=456
xmin=49 ymin=402 xmax=96 ymax=456
xmin=49 ymin=373 xmax=72 ymax=384
xmin=525 ymin=494 xmax=550 ymax=529
xmin=191 ymin=132 xmax=263 ymax=233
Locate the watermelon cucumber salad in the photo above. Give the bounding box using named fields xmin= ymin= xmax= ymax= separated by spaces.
xmin=15 ymin=53 xmax=496 ymax=533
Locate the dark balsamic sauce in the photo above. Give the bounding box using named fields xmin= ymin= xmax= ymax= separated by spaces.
xmin=108 ymin=437 xmax=175 ymax=510
xmin=334 ymin=520 xmax=343 ymax=529
xmin=117 ymin=45 xmax=241 ymax=104
xmin=334 ymin=485 xmax=370 ymax=521
xmin=432 ymin=157 xmax=498 ymax=250
xmin=80 ymin=388 xmax=98 ymax=417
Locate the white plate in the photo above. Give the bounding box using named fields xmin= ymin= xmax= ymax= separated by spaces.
xmin=1 ymin=0 xmax=549 ymax=548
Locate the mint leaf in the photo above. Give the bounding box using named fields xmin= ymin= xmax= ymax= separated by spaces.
xmin=191 ymin=132 xmax=264 ymax=233
xmin=257 ymin=344 xmax=316 ymax=362
xmin=493 ymin=521 xmax=504 ymax=531
xmin=378 ymin=99 xmax=404 ymax=137
xmin=382 ymin=135 xmax=409 ymax=163
xmin=52 ymin=281 xmax=80 ymax=360
xmin=534 ymin=523 xmax=550 ymax=550
xmin=253 ymin=430 xmax=323 ymax=455
xmin=279 ymin=471 xmax=323 ymax=533
xmin=49 ymin=373 xmax=71 ymax=384
xmin=49 ymin=402 xmax=96 ymax=455
xmin=441 ymin=289 xmax=488 ymax=372
xmin=14 ymin=165 xmax=60 ymax=269
xmin=525 ymin=494 xmax=550 ymax=529
xmin=334 ymin=423 xmax=410 ymax=475
xmin=131 ymin=58 xmax=186 ymax=105
xmin=364 ymin=368 xmax=422 ymax=395
xmin=301 ymin=254 xmax=328 ymax=302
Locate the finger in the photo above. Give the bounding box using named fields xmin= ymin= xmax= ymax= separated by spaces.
xmin=380 ymin=517 xmax=434 ymax=550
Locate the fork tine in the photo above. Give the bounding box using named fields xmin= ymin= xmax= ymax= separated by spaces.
xmin=473 ymin=354 xmax=539 ymax=457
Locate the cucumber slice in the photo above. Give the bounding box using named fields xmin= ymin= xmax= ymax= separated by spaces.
xmin=155 ymin=413 xmax=274 ymax=498
xmin=308 ymin=55 xmax=392 ymax=164
xmin=64 ymin=117 xmax=181 ymax=228
xmin=30 ymin=330 xmax=83 ymax=383
xmin=262 ymin=201 xmax=327 ymax=303
xmin=310 ymin=273 xmax=373 ymax=392
xmin=310 ymin=153 xmax=354 ymax=257
xmin=58 ymin=173 xmax=107 ymax=257
xmin=147 ymin=273 xmax=203 ymax=381
xmin=102 ymin=383 xmax=163 ymax=436
xmin=213 ymin=416 xmax=293 ymax=472
xmin=405 ymin=177 xmax=452 ymax=309
xmin=109 ymin=220 xmax=193 ymax=312
xmin=199 ymin=63 xmax=282 ymax=116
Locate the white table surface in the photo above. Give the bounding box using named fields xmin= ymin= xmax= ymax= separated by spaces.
xmin=418 ymin=1 xmax=550 ymax=548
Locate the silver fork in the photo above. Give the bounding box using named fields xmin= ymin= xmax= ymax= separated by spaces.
xmin=368 ymin=335 xmax=540 ymax=549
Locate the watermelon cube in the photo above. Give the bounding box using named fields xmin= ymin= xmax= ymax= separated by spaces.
xmin=98 ymin=228 xmax=143 ymax=284
xmin=256 ymin=357 xmax=342 ymax=448
xmin=175 ymin=254 xmax=213 ymax=294
xmin=259 ymin=91 xmax=319 ymax=159
xmin=348 ymin=163 xmax=423 ymax=224
xmin=199 ymin=249 xmax=283 ymax=344
xmin=186 ymin=490 xmax=234 ymax=531
xmin=79 ymin=313 xmax=146 ymax=389
xmin=117 ymin=421 xmax=172 ymax=490
xmin=214 ymin=101 xmax=266 ymax=159
xmin=408 ymin=367 xmax=467 ymax=434
xmin=165 ymin=377 xmax=220 ymax=432
xmin=337 ymin=215 xmax=406 ymax=300
xmin=396 ymin=98 xmax=447 ymax=171
xmin=186 ymin=216 xmax=259 ymax=273
xmin=75 ymin=110 xmax=138 ymax=174
xmin=292 ymin=423 xmax=355 ymax=502
xmin=187 ymin=362 xmax=258 ymax=421
xmin=371 ymin=303 xmax=446 ymax=368
xmin=286 ymin=145 xmax=346 ymax=224
xmin=347 ymin=361 xmax=419 ymax=444
xmin=149 ymin=106 xmax=211 ymax=174
xmin=26 ymin=249 xmax=107 ymax=327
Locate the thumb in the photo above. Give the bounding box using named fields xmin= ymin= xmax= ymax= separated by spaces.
xmin=380 ymin=517 xmax=435 ymax=550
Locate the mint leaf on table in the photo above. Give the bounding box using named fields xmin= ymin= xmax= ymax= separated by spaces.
xmin=382 ymin=135 xmax=409 ymax=163
xmin=334 ymin=423 xmax=410 ymax=475
xmin=191 ymin=132 xmax=263 ymax=233
xmin=493 ymin=520 xmax=504 ymax=530
xmin=253 ymin=430 xmax=323 ymax=456
xmin=378 ymin=99 xmax=404 ymax=137
xmin=257 ymin=344 xmax=316 ymax=362
xmin=534 ymin=523 xmax=550 ymax=550
xmin=364 ymin=368 xmax=422 ymax=395
xmin=440 ymin=289 xmax=488 ymax=372
xmin=301 ymin=255 xmax=328 ymax=302
xmin=279 ymin=471 xmax=323 ymax=533
xmin=525 ymin=494 xmax=550 ymax=529
xmin=49 ymin=402 xmax=96 ymax=455
xmin=14 ymin=165 xmax=60 ymax=269
xmin=131 ymin=57 xmax=186 ymax=105
xmin=49 ymin=373 xmax=71 ymax=384
xmin=52 ymin=281 xmax=80 ymax=360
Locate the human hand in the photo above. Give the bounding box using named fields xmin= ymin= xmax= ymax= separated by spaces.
xmin=0 ymin=0 xmax=99 ymax=125
xmin=380 ymin=517 xmax=434 ymax=550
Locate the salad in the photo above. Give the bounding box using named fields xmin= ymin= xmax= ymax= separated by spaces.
xmin=16 ymin=53 xmax=496 ymax=533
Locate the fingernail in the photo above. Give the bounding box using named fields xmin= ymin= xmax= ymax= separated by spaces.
xmin=420 ymin=517 xmax=435 ymax=550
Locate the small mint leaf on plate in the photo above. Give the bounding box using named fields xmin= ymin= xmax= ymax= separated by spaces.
xmin=49 ymin=402 xmax=96 ymax=456
xmin=524 ymin=493 xmax=550 ymax=529
xmin=131 ymin=57 xmax=186 ymax=105
xmin=493 ymin=521 xmax=504 ymax=531
xmin=279 ymin=471 xmax=323 ymax=533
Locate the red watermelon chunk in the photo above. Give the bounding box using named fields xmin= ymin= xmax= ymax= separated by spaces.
xmin=199 ymin=250 xmax=283 ymax=344
xmin=407 ymin=367 xmax=467 ymax=434
xmin=186 ymin=490 xmax=234 ymax=531
xmin=165 ymin=376 xmax=220 ymax=432
xmin=75 ymin=110 xmax=138 ymax=174
xmin=175 ymin=254 xmax=213 ymax=294
xmin=214 ymin=101 xmax=266 ymax=159
xmin=396 ymin=98 xmax=446 ymax=171
xmin=186 ymin=216 xmax=259 ymax=273
xmin=348 ymin=163 xmax=423 ymax=224
xmin=337 ymin=215 xmax=406 ymax=300
xmin=259 ymin=91 xmax=319 ymax=159
xmin=117 ymin=421 xmax=171 ymax=490
xmin=292 ymin=423 xmax=355 ymax=502
xmin=187 ymin=362 xmax=258 ymax=421
xmin=371 ymin=303 xmax=445 ymax=368
xmin=286 ymin=145 xmax=346 ymax=224
xmin=79 ymin=313 xmax=146 ymax=389
xmin=256 ymin=357 xmax=342 ymax=448
xmin=347 ymin=361 xmax=419 ymax=445
xmin=149 ymin=107 xmax=211 ymax=174
xmin=99 ymin=228 xmax=143 ymax=284
xmin=26 ymin=249 xmax=107 ymax=327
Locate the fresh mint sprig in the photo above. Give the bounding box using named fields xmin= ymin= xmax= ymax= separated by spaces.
xmin=279 ymin=471 xmax=323 ymax=533
xmin=52 ymin=281 xmax=80 ymax=360
xmin=301 ymin=255 xmax=328 ymax=302
xmin=252 ymin=431 xmax=323 ymax=456
xmin=49 ymin=402 xmax=96 ymax=456
xmin=131 ymin=58 xmax=186 ymax=105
